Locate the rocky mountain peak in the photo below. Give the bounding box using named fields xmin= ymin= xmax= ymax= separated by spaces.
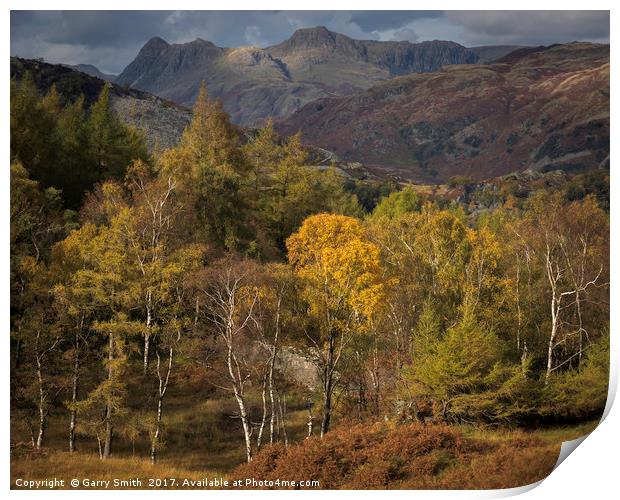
xmin=187 ymin=38 xmax=218 ymax=48
xmin=291 ymin=26 xmax=334 ymax=42
xmin=272 ymin=26 xmax=345 ymax=52
xmin=141 ymin=36 xmax=170 ymax=55
xmin=116 ymin=28 xmax=486 ymax=125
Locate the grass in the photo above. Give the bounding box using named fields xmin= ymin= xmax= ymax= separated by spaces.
xmin=11 ymin=376 xmax=311 ymax=490
xmin=11 ymin=450 xmax=214 ymax=490
xmin=11 ymin=373 xmax=601 ymax=490
xmin=459 ymin=420 xmax=600 ymax=445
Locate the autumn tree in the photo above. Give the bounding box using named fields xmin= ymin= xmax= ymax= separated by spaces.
xmin=148 ymin=243 xmax=203 ymax=463
xmin=118 ymin=160 xmax=205 ymax=462
xmin=120 ymin=159 xmax=182 ymax=374
xmin=371 ymin=186 xmax=420 ymax=219
xmin=14 ymin=257 xmax=62 ymax=450
xmin=366 ymin=205 xmax=470 ymax=377
xmin=65 ymin=215 xmax=139 ymax=459
xmin=50 ymin=229 xmax=99 ymax=452
xmin=249 ymin=263 xmax=295 ymax=449
xmin=167 ymin=82 xmax=250 ymax=250
xmin=513 ymin=193 xmax=608 ymax=384
xmin=244 ymin=121 xmax=362 ymax=253
xmin=287 ymin=214 xmax=384 ymax=436
xmin=10 ymin=164 xmax=72 ymax=447
xmin=10 ymin=163 xmax=71 ymax=292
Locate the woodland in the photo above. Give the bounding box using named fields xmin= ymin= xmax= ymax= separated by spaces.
xmin=10 ymin=75 xmax=610 ymax=488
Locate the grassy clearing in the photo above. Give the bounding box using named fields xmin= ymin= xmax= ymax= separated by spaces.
xmin=11 ymin=450 xmax=216 ymax=489
xmin=11 ymin=381 xmax=311 ymax=489
xmin=11 ymin=374 xmax=600 ymax=491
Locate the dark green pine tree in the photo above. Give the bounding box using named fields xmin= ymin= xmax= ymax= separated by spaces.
xmin=87 ymin=85 xmax=148 ymax=182
xmin=55 ymin=95 xmax=96 ymax=208
xmin=10 ymin=73 xmax=60 ymax=187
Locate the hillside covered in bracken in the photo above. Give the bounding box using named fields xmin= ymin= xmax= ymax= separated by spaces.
xmin=234 ymin=422 xmax=595 ymax=489
xmin=277 ymin=43 xmax=609 ymax=182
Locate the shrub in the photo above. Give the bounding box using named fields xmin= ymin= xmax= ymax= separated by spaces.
xmin=542 ymin=334 xmax=609 ymax=420
xmin=233 ymin=421 xmax=559 ymax=489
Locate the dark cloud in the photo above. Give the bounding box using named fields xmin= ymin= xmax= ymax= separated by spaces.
xmin=445 ymin=11 xmax=610 ymax=46
xmin=51 ymin=11 xmax=171 ymax=47
xmin=348 ymin=11 xmax=441 ymax=31
xmin=10 ymin=10 xmax=610 ymax=75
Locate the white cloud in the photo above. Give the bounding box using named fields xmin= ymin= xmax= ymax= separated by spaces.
xmin=390 ymin=28 xmax=419 ymax=43
xmin=244 ymin=26 xmax=267 ymax=47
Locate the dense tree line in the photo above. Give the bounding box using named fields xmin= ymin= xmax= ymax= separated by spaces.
xmin=10 ymin=80 xmax=609 ymax=465
xmin=11 ymin=73 xmax=147 ymax=209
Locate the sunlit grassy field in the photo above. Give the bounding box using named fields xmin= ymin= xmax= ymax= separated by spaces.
xmin=10 ymin=359 xmax=602 ymax=490
xmin=11 ymin=373 xmax=312 ymax=489
xmin=12 ymin=388 xmax=600 ymax=492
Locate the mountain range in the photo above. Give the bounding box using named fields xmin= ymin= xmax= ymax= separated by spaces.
xmin=11 ymin=31 xmax=609 ymax=184
xmin=115 ymin=27 xmax=480 ymax=125
xmin=276 ymin=42 xmax=610 ymax=182
xmin=65 ymin=63 xmax=117 ymax=82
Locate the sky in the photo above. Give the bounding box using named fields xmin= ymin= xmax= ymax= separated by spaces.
xmin=10 ymin=10 xmax=610 ymax=75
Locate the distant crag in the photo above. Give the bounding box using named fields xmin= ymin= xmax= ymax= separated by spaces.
xmin=115 ymin=27 xmax=479 ymax=126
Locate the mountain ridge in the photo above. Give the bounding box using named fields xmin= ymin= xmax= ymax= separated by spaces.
xmin=469 ymin=45 xmax=527 ymax=63
xmin=115 ymin=26 xmax=480 ymax=125
xmin=65 ymin=63 xmax=117 ymax=82
xmin=275 ymin=42 xmax=610 ymax=183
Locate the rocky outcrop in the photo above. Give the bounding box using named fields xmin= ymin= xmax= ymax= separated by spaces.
xmin=115 ymin=36 xmax=171 ymax=88
xmin=11 ymin=57 xmax=190 ymax=151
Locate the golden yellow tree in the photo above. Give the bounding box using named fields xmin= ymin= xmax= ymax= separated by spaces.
xmin=287 ymin=214 xmax=384 ymax=436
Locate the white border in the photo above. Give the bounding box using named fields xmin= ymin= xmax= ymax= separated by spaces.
xmin=2 ymin=2 xmax=617 ymax=499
